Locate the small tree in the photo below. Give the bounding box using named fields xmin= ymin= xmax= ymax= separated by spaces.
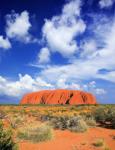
xmin=0 ymin=121 xmax=17 ymax=150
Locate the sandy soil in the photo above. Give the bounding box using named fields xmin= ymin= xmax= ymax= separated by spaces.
xmin=19 ymin=127 xmax=115 ymax=150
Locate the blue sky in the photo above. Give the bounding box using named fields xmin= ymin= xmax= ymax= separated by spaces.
xmin=0 ymin=0 xmax=115 ymax=104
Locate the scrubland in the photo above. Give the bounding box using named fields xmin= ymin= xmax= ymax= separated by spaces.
xmin=0 ymin=104 xmax=115 ymax=150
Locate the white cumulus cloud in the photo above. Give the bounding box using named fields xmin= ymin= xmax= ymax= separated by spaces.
xmin=80 ymin=40 xmax=97 ymax=58
xmin=42 ymin=0 xmax=86 ymax=57
xmin=38 ymin=47 xmax=50 ymax=64
xmin=0 ymin=74 xmax=53 ymax=97
xmin=87 ymin=81 xmax=106 ymax=95
xmin=0 ymin=73 xmax=106 ymax=98
xmin=6 ymin=10 xmax=35 ymax=43
xmin=38 ymin=19 xmax=115 ymax=83
xmin=0 ymin=36 xmax=11 ymax=49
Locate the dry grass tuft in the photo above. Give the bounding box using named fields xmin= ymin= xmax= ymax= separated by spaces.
xmin=17 ymin=123 xmax=54 ymax=143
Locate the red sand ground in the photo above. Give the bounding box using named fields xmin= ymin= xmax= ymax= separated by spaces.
xmin=19 ymin=127 xmax=115 ymax=150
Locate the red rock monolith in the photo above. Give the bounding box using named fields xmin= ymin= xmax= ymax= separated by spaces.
xmin=20 ymin=89 xmax=97 ymax=105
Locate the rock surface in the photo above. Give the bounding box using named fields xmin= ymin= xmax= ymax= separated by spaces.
xmin=20 ymin=89 xmax=97 ymax=105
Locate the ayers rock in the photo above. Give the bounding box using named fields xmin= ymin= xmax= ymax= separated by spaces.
xmin=20 ymin=89 xmax=97 ymax=105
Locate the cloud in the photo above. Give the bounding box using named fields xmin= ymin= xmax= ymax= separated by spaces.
xmin=56 ymin=78 xmax=82 ymax=90
xmin=97 ymin=71 xmax=115 ymax=83
xmin=42 ymin=0 xmax=86 ymax=57
xmin=6 ymin=10 xmax=36 ymax=43
xmin=0 ymin=73 xmax=106 ymax=98
xmin=38 ymin=47 xmax=50 ymax=64
xmin=38 ymin=18 xmax=115 ymax=83
xmin=95 ymin=88 xmax=106 ymax=95
xmin=56 ymin=77 xmax=106 ymax=95
xmin=56 ymin=78 xmax=69 ymax=89
xmin=0 ymin=36 xmax=11 ymax=49
xmin=35 ymin=76 xmax=53 ymax=87
xmin=99 ymin=0 xmax=115 ymax=8
xmin=0 ymin=74 xmax=53 ymax=97
xmin=80 ymin=40 xmax=97 ymax=58
xmin=86 ymin=81 xmax=106 ymax=95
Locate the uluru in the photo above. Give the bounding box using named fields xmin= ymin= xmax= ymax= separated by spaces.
xmin=20 ymin=89 xmax=97 ymax=105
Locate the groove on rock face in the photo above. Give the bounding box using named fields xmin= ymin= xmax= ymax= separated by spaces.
xmin=70 ymin=93 xmax=73 ymax=98
xmin=81 ymin=92 xmax=87 ymax=103
xmin=59 ymin=92 xmax=66 ymax=104
xmin=65 ymin=92 xmax=73 ymax=104
xmin=40 ymin=97 xmax=45 ymax=104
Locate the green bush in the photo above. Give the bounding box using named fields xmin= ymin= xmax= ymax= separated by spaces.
xmin=17 ymin=124 xmax=54 ymax=143
xmin=93 ymin=105 xmax=115 ymax=128
xmin=107 ymin=107 xmax=115 ymax=128
xmin=0 ymin=121 xmax=17 ymax=150
xmin=50 ymin=116 xmax=69 ymax=130
xmin=93 ymin=106 xmax=108 ymax=123
xmin=50 ymin=116 xmax=88 ymax=132
xmin=93 ymin=138 xmax=104 ymax=147
xmin=68 ymin=116 xmax=88 ymax=132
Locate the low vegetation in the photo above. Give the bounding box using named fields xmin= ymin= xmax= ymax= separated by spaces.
xmin=84 ymin=117 xmax=96 ymax=127
xmin=0 ymin=110 xmax=6 ymax=119
xmin=93 ymin=105 xmax=115 ymax=128
xmin=103 ymin=146 xmax=111 ymax=150
xmin=0 ymin=104 xmax=114 ymax=148
xmin=69 ymin=116 xmax=88 ymax=132
xmin=17 ymin=124 xmax=54 ymax=143
xmin=9 ymin=115 xmax=26 ymax=129
xmin=93 ymin=138 xmax=105 ymax=147
xmin=93 ymin=138 xmax=111 ymax=150
xmin=49 ymin=116 xmax=88 ymax=132
xmin=0 ymin=121 xmax=17 ymax=150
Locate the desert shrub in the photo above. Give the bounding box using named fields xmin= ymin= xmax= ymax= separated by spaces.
xmin=17 ymin=124 xmax=54 ymax=143
xmin=80 ymin=113 xmax=97 ymax=127
xmin=80 ymin=112 xmax=92 ymax=118
xmin=107 ymin=107 xmax=115 ymax=128
xmin=0 ymin=121 xmax=17 ymax=150
xmin=93 ymin=138 xmax=104 ymax=147
xmin=9 ymin=115 xmax=25 ymax=129
xmin=93 ymin=106 xmax=115 ymax=128
xmin=85 ymin=117 xmax=97 ymax=127
xmin=40 ymin=115 xmax=52 ymax=122
xmin=50 ymin=116 xmax=88 ymax=132
xmin=68 ymin=116 xmax=88 ymax=132
xmin=50 ymin=116 xmax=69 ymax=130
xmin=29 ymin=110 xmax=39 ymax=117
xmin=0 ymin=110 xmax=6 ymax=119
xmin=93 ymin=106 xmax=108 ymax=123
